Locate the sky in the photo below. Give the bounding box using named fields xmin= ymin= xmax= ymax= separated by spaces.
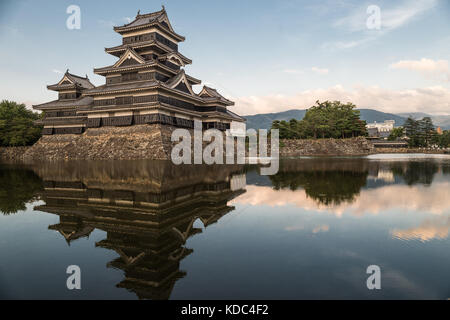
xmin=0 ymin=0 xmax=449 ymax=115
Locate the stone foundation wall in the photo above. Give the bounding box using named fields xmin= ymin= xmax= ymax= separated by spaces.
xmin=374 ymin=147 xmax=449 ymax=154
xmin=11 ymin=129 xmax=447 ymax=163
xmin=0 ymin=146 xmax=31 ymax=162
xmin=279 ymin=137 xmax=374 ymax=157
xmin=23 ymin=124 xmax=178 ymax=161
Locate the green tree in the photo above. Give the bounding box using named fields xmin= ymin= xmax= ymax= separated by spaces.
xmin=388 ymin=127 xmax=405 ymax=141
xmin=270 ymin=169 xmax=368 ymax=206
xmin=390 ymin=161 xmax=438 ymax=186
xmin=403 ymin=117 xmax=417 ymax=136
xmin=403 ymin=116 xmax=438 ymax=148
xmin=0 ymin=100 xmax=42 ymax=147
xmin=403 ymin=117 xmax=420 ymax=147
xmin=0 ymin=165 xmax=43 ymax=214
xmin=271 ymin=100 xmax=367 ymax=139
xmin=437 ymin=130 xmax=450 ymax=148
xmin=420 ymin=117 xmax=437 ymax=146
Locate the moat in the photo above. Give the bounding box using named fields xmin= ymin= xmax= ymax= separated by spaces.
xmin=0 ymin=154 xmax=449 ymax=299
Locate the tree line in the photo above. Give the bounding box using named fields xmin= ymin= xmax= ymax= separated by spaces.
xmin=271 ymin=100 xmax=367 ymax=139
xmin=399 ymin=117 xmax=450 ymax=148
xmin=0 ymin=100 xmax=42 ymax=147
xmin=0 ymin=166 xmax=43 ymax=214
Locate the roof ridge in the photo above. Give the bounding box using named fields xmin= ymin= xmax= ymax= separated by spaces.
xmin=68 ymin=72 xmax=88 ymax=80
xmin=116 ymin=6 xmax=165 ymax=29
xmin=63 ymin=70 xmax=95 ymax=88
xmin=204 ymin=85 xmax=218 ymax=91
xmin=165 ymin=69 xmax=186 ymax=86
xmin=126 ymin=46 xmax=144 ymax=59
xmin=136 ymin=6 xmax=165 ymax=19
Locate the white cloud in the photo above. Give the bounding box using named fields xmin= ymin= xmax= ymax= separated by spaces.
xmin=123 ymin=17 xmax=132 ymax=24
xmin=311 ymin=67 xmax=329 ymax=75
xmin=390 ymin=58 xmax=448 ymax=73
xmin=321 ymin=37 xmax=373 ymax=50
xmin=390 ymin=58 xmax=450 ymax=81
xmin=327 ymin=0 xmax=438 ymax=49
xmin=334 ymin=0 xmax=437 ymax=33
xmin=232 ymin=84 xmax=450 ymax=116
xmin=380 ymin=0 xmax=437 ymax=31
xmin=52 ymin=69 xmax=63 ymax=74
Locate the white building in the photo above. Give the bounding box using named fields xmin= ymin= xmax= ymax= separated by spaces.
xmin=366 ymin=120 xmax=395 ymax=137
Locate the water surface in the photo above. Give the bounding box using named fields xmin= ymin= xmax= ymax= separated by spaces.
xmin=0 ymin=155 xmax=449 ymax=299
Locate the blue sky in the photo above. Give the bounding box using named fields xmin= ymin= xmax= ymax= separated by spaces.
xmin=1 ymin=0 xmax=449 ymax=115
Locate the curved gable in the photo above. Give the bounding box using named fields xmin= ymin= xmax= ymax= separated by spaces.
xmin=114 ymin=48 xmax=145 ymax=68
xmin=166 ymin=71 xmax=195 ymax=95
xmin=58 ymin=75 xmax=74 ymax=85
xmin=167 ymin=53 xmax=185 ymax=67
xmin=158 ymin=12 xmax=176 ymax=34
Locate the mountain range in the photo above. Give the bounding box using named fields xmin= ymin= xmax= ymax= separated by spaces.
xmin=243 ymin=109 xmax=450 ymax=130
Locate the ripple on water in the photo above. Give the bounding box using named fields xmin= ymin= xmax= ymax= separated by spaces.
xmin=367 ymin=153 xmax=450 ymax=161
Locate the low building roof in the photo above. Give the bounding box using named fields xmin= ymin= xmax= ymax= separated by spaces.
xmin=47 ymin=70 xmax=95 ymax=91
xmin=33 ymin=96 xmax=94 ymax=110
xmin=105 ymin=39 xmax=175 ymax=56
xmin=199 ymin=86 xmax=234 ymax=106
xmin=157 ymin=51 xmax=192 ymax=65
xmin=83 ymin=81 xmax=159 ymax=95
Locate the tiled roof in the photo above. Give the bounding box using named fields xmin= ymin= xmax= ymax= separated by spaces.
xmin=95 ymin=47 xmax=148 ymax=73
xmin=226 ymin=109 xmax=245 ymax=121
xmin=163 ymin=70 xmax=202 ymax=95
xmin=94 ymin=60 xmax=162 ymax=75
xmin=105 ymin=40 xmax=173 ymax=54
xmin=116 ymin=8 xmax=165 ymax=29
xmin=83 ymin=81 xmax=159 ymax=94
xmin=48 ymin=71 xmax=95 ymax=90
xmin=65 ymin=72 xmax=95 ymax=89
xmin=199 ymin=86 xmax=234 ymax=106
xmin=202 ymin=86 xmax=223 ymax=98
xmin=112 ymin=7 xmax=185 ymax=41
xmin=33 ymin=96 xmax=93 ymax=109
xmin=157 ymin=51 xmax=192 ymax=65
xmin=164 ymin=69 xmax=186 ymax=87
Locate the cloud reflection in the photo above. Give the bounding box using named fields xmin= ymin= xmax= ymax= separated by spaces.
xmin=232 ymin=182 xmax=450 ymax=217
xmin=391 ymin=216 xmax=450 ymax=242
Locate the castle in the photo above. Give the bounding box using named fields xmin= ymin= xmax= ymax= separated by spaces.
xmin=33 ymin=7 xmax=244 ymax=142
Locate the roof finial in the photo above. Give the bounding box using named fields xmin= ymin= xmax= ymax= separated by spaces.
xmin=65 ymin=68 xmax=69 ymax=74
xmin=162 ymin=5 xmax=165 ymax=11
xmin=137 ymin=9 xmax=140 ymax=16
xmin=85 ymin=74 xmax=88 ymax=79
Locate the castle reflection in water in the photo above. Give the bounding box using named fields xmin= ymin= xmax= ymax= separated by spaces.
xmin=1 ymin=156 xmax=449 ymax=299
xmin=32 ymin=161 xmax=246 ymax=299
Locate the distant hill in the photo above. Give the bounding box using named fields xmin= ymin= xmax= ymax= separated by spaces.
xmin=244 ymin=108 xmax=407 ymax=130
xmin=434 ymin=117 xmax=450 ymax=130
xmin=397 ymin=112 xmax=430 ymax=119
xmin=397 ymin=112 xmax=450 ymax=130
xmin=244 ymin=109 xmax=307 ymax=131
xmin=358 ymin=109 xmax=407 ymax=126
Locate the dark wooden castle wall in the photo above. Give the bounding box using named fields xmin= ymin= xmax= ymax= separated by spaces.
xmin=122 ymin=32 xmax=178 ymax=51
